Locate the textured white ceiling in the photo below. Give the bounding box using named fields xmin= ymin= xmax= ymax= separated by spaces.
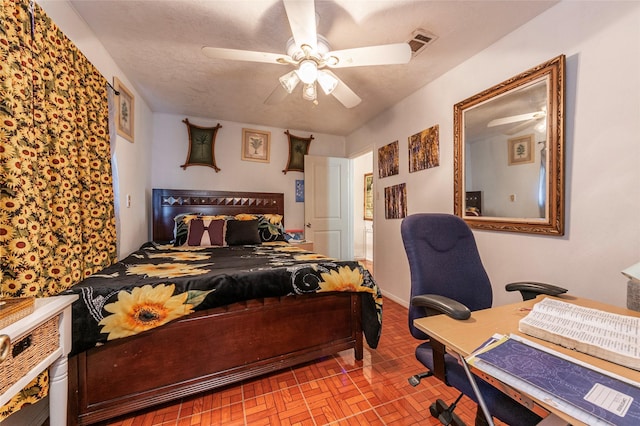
xmin=69 ymin=0 xmax=557 ymax=136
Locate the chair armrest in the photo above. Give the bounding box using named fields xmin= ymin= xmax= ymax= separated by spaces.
xmin=505 ymin=281 xmax=568 ymax=301
xmin=411 ymin=294 xmax=471 ymax=320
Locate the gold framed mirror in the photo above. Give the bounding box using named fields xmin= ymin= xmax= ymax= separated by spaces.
xmin=454 ymin=55 xmax=565 ymax=235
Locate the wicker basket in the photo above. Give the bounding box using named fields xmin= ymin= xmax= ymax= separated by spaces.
xmin=0 ymin=315 xmax=60 ymax=395
xmin=0 ymin=298 xmax=35 ymax=329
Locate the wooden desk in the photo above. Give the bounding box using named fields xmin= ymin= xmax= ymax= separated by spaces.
xmin=414 ymin=295 xmax=640 ymax=425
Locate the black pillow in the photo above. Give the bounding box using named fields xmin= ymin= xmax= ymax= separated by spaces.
xmin=225 ymin=220 xmax=261 ymax=245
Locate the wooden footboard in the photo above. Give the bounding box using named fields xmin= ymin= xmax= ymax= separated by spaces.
xmin=67 ymin=293 xmax=363 ymax=425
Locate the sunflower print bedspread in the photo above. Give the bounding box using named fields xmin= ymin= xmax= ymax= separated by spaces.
xmin=64 ymin=242 xmax=382 ymax=356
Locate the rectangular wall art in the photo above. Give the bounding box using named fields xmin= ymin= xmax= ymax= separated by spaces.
xmin=242 ymin=128 xmax=271 ymax=163
xmin=364 ymin=173 xmax=373 ymax=220
xmin=408 ymin=124 xmax=439 ymax=172
xmin=114 ymin=77 xmax=135 ymax=143
xmin=378 ymin=140 xmax=399 ymax=178
xmin=508 ymin=134 xmax=535 ymax=165
xmin=384 ymin=183 xmax=407 ymax=219
xmin=295 ymin=179 xmax=304 ymax=202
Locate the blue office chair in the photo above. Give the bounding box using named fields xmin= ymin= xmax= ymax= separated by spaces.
xmin=401 ymin=213 xmax=567 ymax=426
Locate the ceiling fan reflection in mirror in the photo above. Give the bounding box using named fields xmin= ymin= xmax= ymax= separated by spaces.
xmin=201 ymin=0 xmax=411 ymax=108
xmin=487 ymin=107 xmax=547 ymax=135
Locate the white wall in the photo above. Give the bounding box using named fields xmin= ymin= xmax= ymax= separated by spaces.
xmin=38 ymin=0 xmax=154 ymax=258
xmin=346 ymin=1 xmax=640 ymax=309
xmin=151 ymin=113 xmax=345 ymax=231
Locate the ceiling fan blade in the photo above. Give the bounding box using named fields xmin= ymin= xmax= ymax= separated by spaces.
xmin=264 ymin=83 xmax=289 ymax=105
xmin=201 ymin=47 xmax=288 ymax=64
xmin=504 ymin=120 xmax=536 ymax=135
xmin=326 ymin=43 xmax=411 ymax=68
xmin=283 ymin=0 xmax=317 ymax=51
xmin=323 ymin=70 xmax=361 ymax=108
xmin=487 ymin=111 xmax=545 ymax=127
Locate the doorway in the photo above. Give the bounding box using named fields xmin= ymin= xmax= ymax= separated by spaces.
xmin=352 ymin=151 xmax=373 ymax=272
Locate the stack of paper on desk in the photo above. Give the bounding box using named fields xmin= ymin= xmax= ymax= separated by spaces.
xmin=519 ymin=298 xmax=640 ymax=371
xmin=467 ymin=334 xmax=640 ymax=425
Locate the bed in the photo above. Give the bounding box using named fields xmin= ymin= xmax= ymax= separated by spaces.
xmin=65 ymin=189 xmax=381 ymax=425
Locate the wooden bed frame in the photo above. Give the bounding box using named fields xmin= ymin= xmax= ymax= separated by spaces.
xmin=67 ymin=189 xmax=364 ymax=425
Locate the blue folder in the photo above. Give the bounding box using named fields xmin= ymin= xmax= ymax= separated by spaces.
xmin=474 ymin=337 xmax=640 ymax=425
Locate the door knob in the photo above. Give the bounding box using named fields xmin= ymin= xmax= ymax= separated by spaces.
xmin=305 ymin=223 xmax=311 ymax=228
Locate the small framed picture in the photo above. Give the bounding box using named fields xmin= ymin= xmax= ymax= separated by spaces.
xmin=114 ymin=77 xmax=134 ymax=143
xmin=508 ymin=134 xmax=535 ymax=165
xmin=384 ymin=183 xmax=407 ymax=219
xmin=364 ymin=173 xmax=373 ymax=220
xmin=378 ymin=141 xmax=399 ymax=178
xmin=408 ymin=125 xmax=439 ymax=172
xmin=242 ymin=128 xmax=270 ymax=162
xmin=295 ymin=179 xmax=304 ymax=202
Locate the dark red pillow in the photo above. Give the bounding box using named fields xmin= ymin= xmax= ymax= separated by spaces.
xmin=187 ymin=219 xmax=226 ymax=246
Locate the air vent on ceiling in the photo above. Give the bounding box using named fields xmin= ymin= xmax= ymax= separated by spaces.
xmin=407 ymin=29 xmax=437 ymax=57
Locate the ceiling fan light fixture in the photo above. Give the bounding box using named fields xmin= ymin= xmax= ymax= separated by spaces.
xmin=302 ymin=82 xmax=317 ymax=101
xmin=316 ymin=70 xmax=338 ymax=95
xmin=279 ymin=70 xmax=300 ymax=94
xmin=296 ymin=60 xmax=318 ymax=84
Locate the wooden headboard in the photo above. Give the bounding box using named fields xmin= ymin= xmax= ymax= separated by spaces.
xmin=152 ymin=189 xmax=285 ymax=243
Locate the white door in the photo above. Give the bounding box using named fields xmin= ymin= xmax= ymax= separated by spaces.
xmin=304 ymin=155 xmax=353 ymax=260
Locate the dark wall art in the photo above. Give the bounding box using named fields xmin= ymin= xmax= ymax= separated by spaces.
xmin=384 ymin=183 xmax=407 ymax=219
xmin=283 ymin=130 xmax=314 ymax=174
xmin=180 ymin=118 xmax=222 ymax=172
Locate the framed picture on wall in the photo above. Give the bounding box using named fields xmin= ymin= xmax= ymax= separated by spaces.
xmin=241 ymin=128 xmax=270 ymax=163
xmin=508 ymin=134 xmax=535 ymax=165
xmin=384 ymin=183 xmax=407 ymax=219
xmin=283 ymin=130 xmax=314 ymax=174
xmin=295 ymin=179 xmax=304 ymax=202
xmin=114 ymin=77 xmax=135 ymax=143
xmin=408 ymin=124 xmax=439 ymax=172
xmin=378 ymin=141 xmax=399 ymax=178
xmin=364 ymin=173 xmax=373 ymax=220
xmin=180 ymin=118 xmax=222 ymax=172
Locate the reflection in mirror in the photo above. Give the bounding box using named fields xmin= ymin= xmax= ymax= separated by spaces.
xmin=464 ymin=78 xmax=547 ymax=218
xmin=454 ymin=55 xmax=565 ymax=235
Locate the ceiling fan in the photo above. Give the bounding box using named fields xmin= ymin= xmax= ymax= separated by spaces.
xmin=487 ymin=108 xmax=547 ymax=135
xmin=201 ymin=0 xmax=411 ymax=108
xmin=487 ymin=110 xmax=546 ymax=128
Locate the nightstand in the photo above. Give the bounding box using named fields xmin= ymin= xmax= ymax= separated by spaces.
xmin=0 ymin=295 xmax=77 ymax=425
xmin=289 ymin=240 xmax=314 ymax=251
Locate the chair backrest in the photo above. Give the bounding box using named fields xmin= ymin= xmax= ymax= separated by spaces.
xmin=401 ymin=213 xmax=493 ymax=340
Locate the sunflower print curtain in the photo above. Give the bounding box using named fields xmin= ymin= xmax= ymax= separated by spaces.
xmin=0 ymin=0 xmax=116 ymax=419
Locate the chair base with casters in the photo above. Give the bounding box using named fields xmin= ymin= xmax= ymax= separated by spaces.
xmin=401 ymin=213 xmax=567 ymax=426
